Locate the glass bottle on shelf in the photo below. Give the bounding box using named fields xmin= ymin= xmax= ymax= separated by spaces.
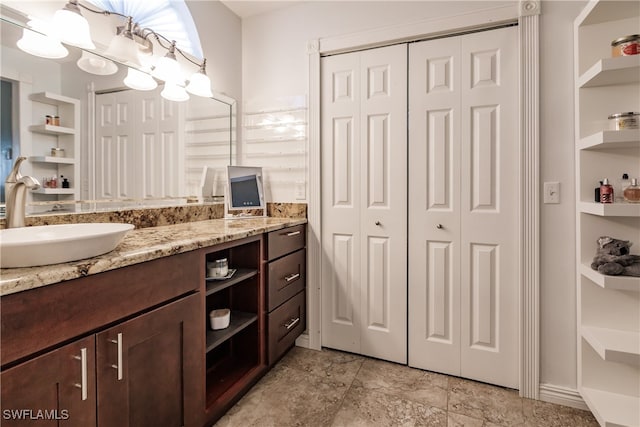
xmin=623 ymin=178 xmax=640 ymax=203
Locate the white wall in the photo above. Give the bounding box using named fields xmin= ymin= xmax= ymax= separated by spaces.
xmin=239 ymin=0 xmax=587 ymax=395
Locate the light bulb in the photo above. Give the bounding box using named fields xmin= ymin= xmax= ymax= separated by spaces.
xmin=151 ymin=41 xmax=183 ymax=84
xmin=17 ymin=27 xmax=68 ymax=59
xmin=77 ymin=51 xmax=118 ymax=75
xmin=186 ymin=60 xmax=213 ymax=98
xmin=123 ymin=68 xmax=158 ymax=91
xmin=51 ymin=0 xmax=95 ymax=50
xmin=161 ymin=82 xmax=189 ymax=102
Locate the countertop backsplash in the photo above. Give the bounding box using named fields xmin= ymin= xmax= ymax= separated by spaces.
xmin=0 ymin=202 xmax=307 ymax=229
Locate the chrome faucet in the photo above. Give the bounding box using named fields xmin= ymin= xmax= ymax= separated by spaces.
xmin=5 ymin=157 xmax=40 ymax=228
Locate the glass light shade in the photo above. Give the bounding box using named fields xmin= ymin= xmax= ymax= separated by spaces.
xmin=77 ymin=51 xmax=118 ymax=75
xmin=152 ymin=55 xmax=183 ymax=84
xmin=52 ymin=5 xmax=95 ymax=49
xmin=186 ymin=70 xmax=213 ymax=98
xmin=104 ymin=34 xmax=142 ymax=67
xmin=123 ymin=68 xmax=158 ymax=91
xmin=16 ymin=28 xmax=68 ymax=59
xmin=161 ymin=82 xmax=189 ymax=102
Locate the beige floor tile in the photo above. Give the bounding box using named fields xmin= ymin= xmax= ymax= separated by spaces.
xmin=278 ymin=346 xmax=365 ymax=385
xmin=331 ymin=383 xmax=447 ymax=427
xmin=354 ymin=358 xmax=449 ymax=409
xmin=448 ymin=411 xmax=508 ymax=427
xmin=522 ymin=399 xmax=599 ymax=427
xmin=448 ymin=377 xmax=524 ymax=426
xmin=215 ymin=364 xmax=350 ymax=427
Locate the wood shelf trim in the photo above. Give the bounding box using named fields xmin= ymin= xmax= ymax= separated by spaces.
xmin=580 ymin=264 xmax=640 ymax=292
xmin=205 ymin=268 xmax=258 ymax=296
xmin=205 ymin=311 xmax=257 ymax=352
xmin=582 ymin=326 xmax=640 ymax=365
xmin=578 ymin=201 xmax=640 ymax=217
xmin=579 ymin=56 xmax=640 ymax=88
xmin=29 ymin=124 xmax=76 ymax=135
xmin=580 ymin=387 xmax=640 ymax=427
xmin=30 ymin=156 xmax=76 ymax=165
xmin=578 ymin=130 xmax=640 ymax=150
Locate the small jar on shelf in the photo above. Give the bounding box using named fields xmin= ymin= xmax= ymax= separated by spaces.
xmin=623 ymin=178 xmax=640 ymax=203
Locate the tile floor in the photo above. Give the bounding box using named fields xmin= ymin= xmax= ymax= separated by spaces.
xmin=216 ymin=347 xmax=599 ymax=427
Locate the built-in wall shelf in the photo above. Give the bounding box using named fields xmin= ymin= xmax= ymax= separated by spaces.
xmin=30 ymin=156 xmax=76 ymax=165
xmin=580 ymin=387 xmax=639 ymax=427
xmin=578 ymin=130 xmax=640 ymax=150
xmin=581 ymin=264 xmax=640 ymax=292
xmin=582 ymin=326 xmax=640 ymax=365
xmin=28 ymin=124 xmax=76 ymax=135
xmin=32 ymin=188 xmax=75 ymax=195
xmin=579 ymin=56 xmax=640 ymax=88
xmin=579 ymin=201 xmax=640 ymax=216
xmin=28 ymin=91 xmax=78 ymax=106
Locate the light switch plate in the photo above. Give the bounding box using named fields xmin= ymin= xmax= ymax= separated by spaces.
xmin=295 ymin=181 xmax=306 ymax=200
xmin=544 ymin=181 xmax=560 ymax=204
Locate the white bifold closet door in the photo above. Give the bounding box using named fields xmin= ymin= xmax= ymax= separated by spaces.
xmin=321 ymin=44 xmax=408 ymax=364
xmin=95 ymin=88 xmax=183 ymax=201
xmin=408 ymin=26 xmax=519 ymax=388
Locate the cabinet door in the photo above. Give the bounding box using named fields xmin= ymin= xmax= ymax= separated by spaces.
xmin=96 ymin=293 xmax=203 ymax=427
xmin=0 ymin=336 xmax=96 ymax=427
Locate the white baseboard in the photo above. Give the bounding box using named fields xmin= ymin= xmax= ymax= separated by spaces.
xmin=539 ymin=383 xmax=589 ymax=411
xmin=295 ymin=332 xmax=310 ymax=349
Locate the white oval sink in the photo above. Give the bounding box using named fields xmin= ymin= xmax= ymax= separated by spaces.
xmin=0 ymin=223 xmax=134 ymax=268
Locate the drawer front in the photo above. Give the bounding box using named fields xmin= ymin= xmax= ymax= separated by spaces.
xmin=267 ymin=224 xmax=305 ymax=261
xmin=268 ymin=290 xmax=306 ymax=365
xmin=268 ymin=249 xmax=306 ymax=311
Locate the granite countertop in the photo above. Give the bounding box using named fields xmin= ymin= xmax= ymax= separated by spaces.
xmin=0 ymin=217 xmax=307 ymax=297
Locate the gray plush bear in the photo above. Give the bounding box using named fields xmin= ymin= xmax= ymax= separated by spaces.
xmin=591 ymin=236 xmax=640 ymax=277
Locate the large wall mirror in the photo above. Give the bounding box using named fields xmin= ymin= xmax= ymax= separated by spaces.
xmin=0 ymin=3 xmax=235 ymax=215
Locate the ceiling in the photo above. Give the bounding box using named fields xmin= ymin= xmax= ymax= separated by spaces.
xmin=220 ymin=0 xmax=304 ymax=19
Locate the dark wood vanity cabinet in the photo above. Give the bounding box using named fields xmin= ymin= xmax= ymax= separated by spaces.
xmin=0 ymin=252 xmax=204 ymax=427
xmin=266 ymin=224 xmax=307 ymax=365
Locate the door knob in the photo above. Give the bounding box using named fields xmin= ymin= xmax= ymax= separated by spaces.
xmin=375 ymin=221 xmax=381 ymax=226
xmin=436 ymin=224 xmax=443 ymax=229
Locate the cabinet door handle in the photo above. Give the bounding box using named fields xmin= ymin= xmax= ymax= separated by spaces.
xmin=284 ymin=317 xmax=300 ymax=330
xmin=73 ymin=348 xmax=88 ymax=401
xmin=284 ymin=273 xmax=300 ymax=282
xmin=109 ymin=333 xmax=123 ymax=380
xmin=286 ymin=231 xmax=301 ymax=237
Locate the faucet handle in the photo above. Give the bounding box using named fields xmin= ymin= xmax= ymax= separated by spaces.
xmin=7 ymin=156 xmax=28 ymax=183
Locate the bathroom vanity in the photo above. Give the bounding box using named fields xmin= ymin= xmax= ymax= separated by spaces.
xmin=0 ymin=218 xmax=307 ymax=427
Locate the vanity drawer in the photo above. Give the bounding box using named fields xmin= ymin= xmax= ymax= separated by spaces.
xmin=267 ymin=290 xmax=306 ymax=365
xmin=267 ymin=249 xmax=306 ymax=311
xmin=267 ymin=224 xmax=305 ymax=261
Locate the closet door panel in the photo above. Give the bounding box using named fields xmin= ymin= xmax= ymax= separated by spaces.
xmin=360 ymin=45 xmax=407 ymax=364
xmin=408 ymin=37 xmax=462 ymax=375
xmin=321 ymin=52 xmax=362 ymax=353
xmin=460 ymin=26 xmax=519 ymax=389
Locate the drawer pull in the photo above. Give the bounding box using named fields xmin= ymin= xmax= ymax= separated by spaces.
xmin=72 ymin=348 xmax=88 ymax=401
xmin=285 ymin=231 xmax=301 ymax=237
xmin=284 ymin=273 xmax=300 ymax=282
xmin=284 ymin=317 xmax=300 ymax=330
xmin=109 ymin=333 xmax=124 ymax=380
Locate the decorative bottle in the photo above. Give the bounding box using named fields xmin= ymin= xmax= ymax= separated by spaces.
xmin=623 ymin=178 xmax=640 ymax=203
xmin=616 ymin=173 xmax=630 ymax=202
xmin=600 ymin=178 xmax=614 ymax=203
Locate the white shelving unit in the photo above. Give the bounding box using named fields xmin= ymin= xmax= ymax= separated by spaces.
xmin=575 ymin=2 xmax=640 ymax=426
xmin=27 ymin=91 xmax=80 ymax=210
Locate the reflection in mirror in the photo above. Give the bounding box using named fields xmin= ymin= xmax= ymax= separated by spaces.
xmin=0 ymin=5 xmax=235 ymax=216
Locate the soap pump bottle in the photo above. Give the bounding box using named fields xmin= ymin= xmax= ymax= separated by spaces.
xmin=600 ymin=178 xmax=614 ymax=203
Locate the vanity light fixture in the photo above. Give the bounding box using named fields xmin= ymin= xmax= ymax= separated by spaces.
xmin=51 ymin=0 xmax=95 ymax=50
xmin=104 ymin=16 xmax=141 ymax=67
xmin=186 ymin=59 xmax=213 ymax=98
xmin=77 ymin=50 xmax=118 ymax=75
xmin=123 ymin=67 xmax=158 ymax=91
xmin=16 ymin=22 xmax=68 ymax=59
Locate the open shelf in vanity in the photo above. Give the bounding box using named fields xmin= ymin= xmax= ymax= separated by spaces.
xmin=201 ymin=235 xmax=267 ymax=422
